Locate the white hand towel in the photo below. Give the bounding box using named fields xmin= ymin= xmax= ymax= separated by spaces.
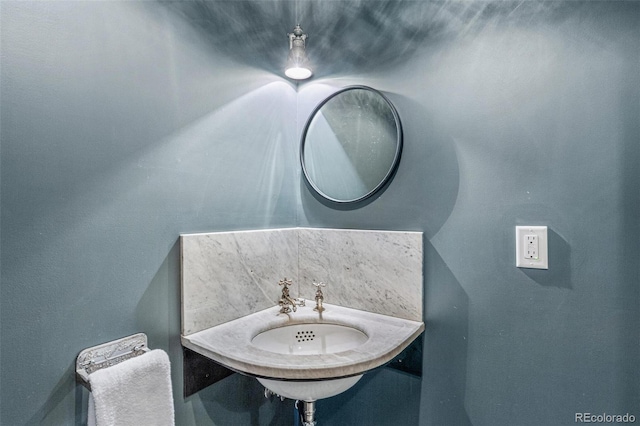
xmin=88 ymin=349 xmax=175 ymax=426
xmin=88 ymin=394 xmax=96 ymax=426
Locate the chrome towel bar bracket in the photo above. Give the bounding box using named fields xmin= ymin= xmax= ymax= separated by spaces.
xmin=76 ymin=332 xmax=149 ymax=390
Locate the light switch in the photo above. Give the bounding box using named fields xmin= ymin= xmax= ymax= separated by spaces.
xmin=516 ymin=226 xmax=548 ymax=269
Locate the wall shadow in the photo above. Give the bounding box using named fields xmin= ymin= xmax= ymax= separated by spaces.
xmin=420 ymin=241 xmax=472 ymax=426
xmin=315 ymin=368 xmax=422 ymax=425
xmin=389 ymin=94 xmax=460 ymax=239
xmin=521 ymin=229 xmax=572 ymax=289
xmin=24 ymin=362 xmax=77 ymax=425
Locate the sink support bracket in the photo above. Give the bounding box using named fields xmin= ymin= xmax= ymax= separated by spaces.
xmin=182 ymin=347 xmax=235 ymax=398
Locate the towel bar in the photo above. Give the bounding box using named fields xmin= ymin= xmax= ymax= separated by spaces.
xmin=76 ymin=333 xmax=149 ymax=390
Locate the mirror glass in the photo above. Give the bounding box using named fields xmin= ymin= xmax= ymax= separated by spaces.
xmin=301 ymin=86 xmax=402 ymax=203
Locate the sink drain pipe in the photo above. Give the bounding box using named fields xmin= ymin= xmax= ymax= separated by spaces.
xmin=296 ymin=400 xmax=316 ymax=426
xmin=265 ymin=390 xmax=317 ymax=425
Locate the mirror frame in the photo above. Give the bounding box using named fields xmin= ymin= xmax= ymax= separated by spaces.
xmin=300 ymin=85 xmax=403 ymax=204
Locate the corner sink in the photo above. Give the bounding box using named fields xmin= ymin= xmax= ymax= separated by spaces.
xmin=181 ymin=302 xmax=424 ymax=402
xmin=251 ymin=323 xmax=369 ymax=401
xmin=251 ymin=323 xmax=368 ymax=355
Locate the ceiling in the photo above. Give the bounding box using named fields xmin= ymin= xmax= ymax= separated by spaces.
xmin=162 ymin=1 xmax=567 ymax=79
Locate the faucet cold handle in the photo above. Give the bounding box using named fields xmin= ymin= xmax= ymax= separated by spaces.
xmin=313 ymin=282 xmax=326 ymax=313
xmin=313 ymin=282 xmax=325 ymax=296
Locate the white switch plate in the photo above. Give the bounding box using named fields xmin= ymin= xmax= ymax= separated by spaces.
xmin=515 ymin=226 xmax=548 ymax=269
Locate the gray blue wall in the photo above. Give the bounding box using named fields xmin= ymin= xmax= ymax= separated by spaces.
xmin=298 ymin=3 xmax=640 ymax=425
xmin=1 ymin=2 xmax=298 ymax=424
xmin=1 ymin=1 xmax=638 ymax=425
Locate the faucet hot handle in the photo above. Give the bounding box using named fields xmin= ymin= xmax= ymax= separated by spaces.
xmin=312 ymin=282 xmax=326 ymax=288
xmin=279 ymin=278 xmax=293 ymax=288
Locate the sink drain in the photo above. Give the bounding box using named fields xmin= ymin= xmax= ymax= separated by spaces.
xmin=295 ymin=331 xmax=316 ymax=342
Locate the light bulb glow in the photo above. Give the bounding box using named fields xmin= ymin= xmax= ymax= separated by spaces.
xmin=285 ymin=66 xmax=313 ymax=80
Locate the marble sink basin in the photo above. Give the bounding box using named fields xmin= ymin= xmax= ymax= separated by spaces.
xmin=251 ymin=323 xmax=368 ymax=355
xmin=250 ymin=323 xmax=369 ymax=400
xmin=181 ymin=302 xmax=424 ymax=401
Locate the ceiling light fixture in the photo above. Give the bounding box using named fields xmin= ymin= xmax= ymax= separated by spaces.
xmin=285 ymin=24 xmax=312 ymax=80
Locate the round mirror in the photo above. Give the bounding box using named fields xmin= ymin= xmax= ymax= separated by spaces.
xmin=300 ymin=86 xmax=403 ymax=203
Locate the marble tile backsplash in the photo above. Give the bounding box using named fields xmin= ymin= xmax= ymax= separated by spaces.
xmin=181 ymin=228 xmax=298 ymax=335
xmin=181 ymin=228 xmax=423 ymax=335
xmin=298 ymin=228 xmax=423 ymax=321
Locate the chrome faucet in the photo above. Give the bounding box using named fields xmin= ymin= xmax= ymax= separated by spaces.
xmin=313 ymin=282 xmax=326 ymax=313
xmin=278 ymin=278 xmax=305 ymax=313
